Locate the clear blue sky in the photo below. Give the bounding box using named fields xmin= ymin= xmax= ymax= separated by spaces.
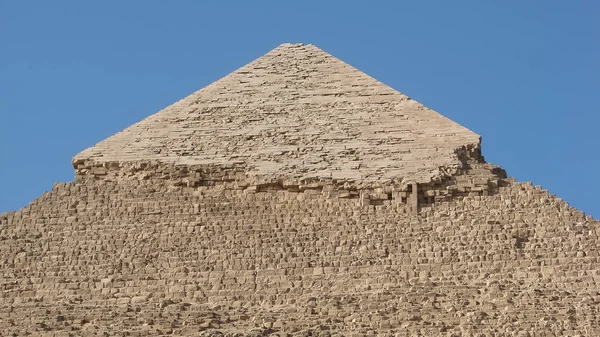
xmin=1 ymin=1 xmax=599 ymax=217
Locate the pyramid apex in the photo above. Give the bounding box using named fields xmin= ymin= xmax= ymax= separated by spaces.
xmin=277 ymin=42 xmax=308 ymax=47
xmin=73 ymin=44 xmax=481 ymax=188
xmin=270 ymin=42 xmax=317 ymax=53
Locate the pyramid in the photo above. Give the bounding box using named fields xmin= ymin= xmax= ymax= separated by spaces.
xmin=1 ymin=43 xmax=599 ymax=336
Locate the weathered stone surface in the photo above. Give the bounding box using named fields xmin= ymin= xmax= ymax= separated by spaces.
xmin=1 ymin=43 xmax=598 ymax=336
xmin=73 ymin=43 xmax=481 ymax=189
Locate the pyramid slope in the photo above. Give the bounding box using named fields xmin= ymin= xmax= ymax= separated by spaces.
xmin=1 ymin=177 xmax=599 ymax=335
xmin=74 ymin=43 xmax=480 ymax=185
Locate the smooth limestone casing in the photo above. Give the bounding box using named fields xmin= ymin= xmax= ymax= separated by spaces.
xmin=2 ymin=43 xmax=599 ymax=336
xmin=73 ymin=43 xmax=481 ymax=188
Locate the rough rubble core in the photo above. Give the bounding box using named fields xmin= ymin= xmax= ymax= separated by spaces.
xmin=2 ymin=43 xmax=599 ymax=336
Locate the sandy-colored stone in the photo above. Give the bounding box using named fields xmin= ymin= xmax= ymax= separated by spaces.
xmin=73 ymin=43 xmax=480 ymax=188
xmin=1 ymin=43 xmax=598 ymax=336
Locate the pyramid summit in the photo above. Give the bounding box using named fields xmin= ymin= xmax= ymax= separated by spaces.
xmin=74 ymin=43 xmax=483 ymax=189
xmin=2 ymin=43 xmax=599 ymax=336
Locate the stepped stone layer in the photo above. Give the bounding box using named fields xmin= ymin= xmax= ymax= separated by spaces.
xmin=1 ymin=178 xmax=599 ymax=336
xmin=2 ymin=43 xmax=599 ymax=336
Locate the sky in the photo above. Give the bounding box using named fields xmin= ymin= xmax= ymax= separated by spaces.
xmin=1 ymin=1 xmax=599 ymax=218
